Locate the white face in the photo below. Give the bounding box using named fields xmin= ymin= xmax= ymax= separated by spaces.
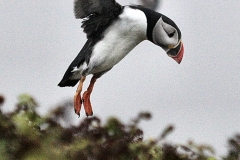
xmin=152 ymin=17 xmax=180 ymax=52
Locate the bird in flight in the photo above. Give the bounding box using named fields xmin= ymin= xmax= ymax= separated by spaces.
xmin=58 ymin=0 xmax=184 ymax=117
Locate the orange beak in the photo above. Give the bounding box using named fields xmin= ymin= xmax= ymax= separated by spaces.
xmin=167 ymin=42 xmax=184 ymax=64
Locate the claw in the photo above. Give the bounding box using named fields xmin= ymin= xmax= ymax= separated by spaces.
xmin=74 ymin=109 xmax=80 ymax=118
xmin=75 ymin=109 xmax=80 ymax=118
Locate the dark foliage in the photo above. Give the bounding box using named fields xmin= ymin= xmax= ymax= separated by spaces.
xmin=0 ymin=94 xmax=239 ymax=160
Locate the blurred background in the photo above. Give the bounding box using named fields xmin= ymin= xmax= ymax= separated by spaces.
xmin=1 ymin=0 xmax=240 ymax=156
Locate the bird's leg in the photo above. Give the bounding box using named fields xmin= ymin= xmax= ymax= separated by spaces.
xmin=74 ymin=76 xmax=86 ymax=117
xmin=82 ymin=76 xmax=97 ymax=116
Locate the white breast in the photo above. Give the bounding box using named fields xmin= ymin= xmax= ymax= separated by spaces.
xmin=86 ymin=7 xmax=148 ymax=74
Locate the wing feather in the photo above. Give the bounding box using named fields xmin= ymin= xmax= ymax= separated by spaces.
xmin=74 ymin=0 xmax=123 ymax=38
xmin=74 ymin=0 xmax=121 ymax=19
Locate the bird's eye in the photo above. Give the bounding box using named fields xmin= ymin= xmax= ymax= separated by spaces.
xmin=168 ymin=31 xmax=175 ymax=38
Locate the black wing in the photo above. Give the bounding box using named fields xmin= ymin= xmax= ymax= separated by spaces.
xmin=74 ymin=0 xmax=122 ymax=19
xmin=75 ymin=0 xmax=123 ymax=38
xmin=58 ymin=0 xmax=123 ymax=87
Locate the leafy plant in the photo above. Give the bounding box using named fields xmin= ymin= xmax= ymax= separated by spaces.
xmin=0 ymin=93 xmax=239 ymax=160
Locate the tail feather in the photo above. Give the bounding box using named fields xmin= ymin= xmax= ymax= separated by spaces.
xmin=58 ymin=39 xmax=94 ymax=87
xmin=58 ymin=79 xmax=79 ymax=87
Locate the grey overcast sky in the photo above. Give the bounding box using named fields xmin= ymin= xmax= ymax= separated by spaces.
xmin=1 ymin=0 xmax=240 ymax=156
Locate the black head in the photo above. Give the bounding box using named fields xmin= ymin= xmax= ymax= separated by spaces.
xmin=130 ymin=5 xmax=184 ymax=63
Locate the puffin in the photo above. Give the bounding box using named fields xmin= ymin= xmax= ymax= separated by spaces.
xmin=58 ymin=0 xmax=184 ymax=117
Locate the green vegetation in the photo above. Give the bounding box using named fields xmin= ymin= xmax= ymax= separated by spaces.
xmin=0 ymin=94 xmax=239 ymax=160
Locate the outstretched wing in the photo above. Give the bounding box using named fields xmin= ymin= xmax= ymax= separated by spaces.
xmin=74 ymin=0 xmax=123 ymax=38
xmin=74 ymin=0 xmax=122 ymax=19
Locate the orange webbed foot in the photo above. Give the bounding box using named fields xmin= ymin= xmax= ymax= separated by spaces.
xmin=73 ymin=76 xmax=86 ymax=117
xmin=74 ymin=91 xmax=82 ymax=117
xmin=82 ymin=91 xmax=93 ymax=116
